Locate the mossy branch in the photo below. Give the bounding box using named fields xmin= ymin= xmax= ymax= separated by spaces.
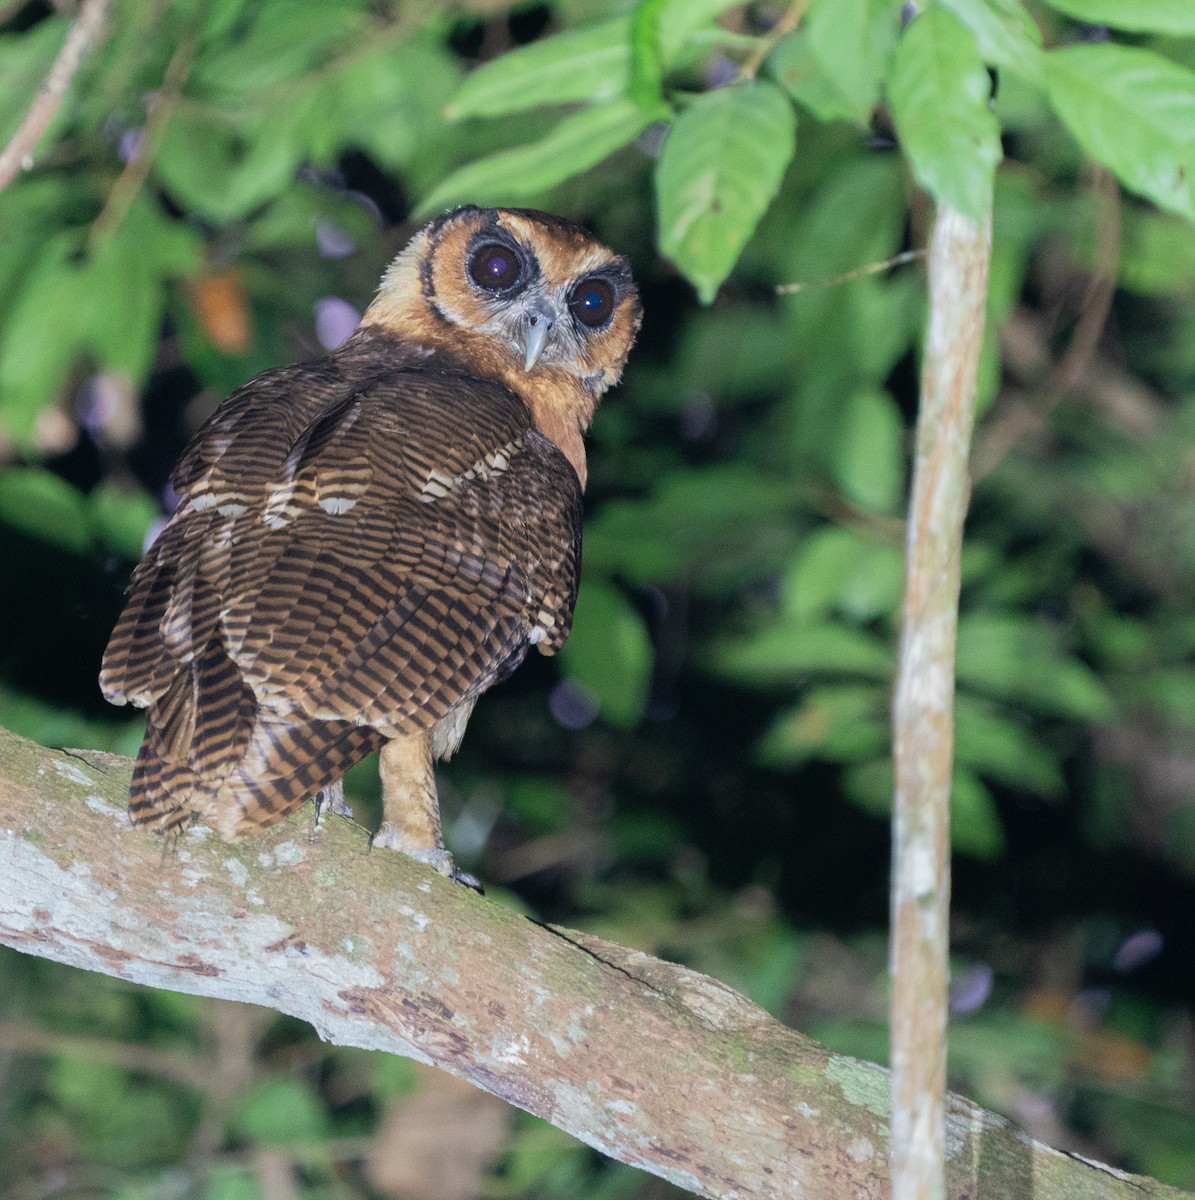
xmin=0 ymin=725 xmax=1187 ymax=1200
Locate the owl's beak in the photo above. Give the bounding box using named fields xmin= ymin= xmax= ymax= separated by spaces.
xmin=520 ymin=302 xmax=558 ymax=373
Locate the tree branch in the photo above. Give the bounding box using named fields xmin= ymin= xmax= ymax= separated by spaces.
xmin=0 ymin=725 xmax=1187 ymax=1200
xmin=0 ymin=0 xmax=113 ymax=192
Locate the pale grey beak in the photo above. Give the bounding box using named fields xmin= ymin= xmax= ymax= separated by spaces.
xmin=521 ymin=303 xmax=556 ymax=372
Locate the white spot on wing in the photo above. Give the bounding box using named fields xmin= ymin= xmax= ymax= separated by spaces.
xmin=418 ymin=437 xmax=524 ymax=502
xmin=319 ymin=497 xmax=357 ymax=514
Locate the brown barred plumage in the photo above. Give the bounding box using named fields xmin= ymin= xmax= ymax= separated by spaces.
xmin=100 ymin=207 xmax=640 ymax=883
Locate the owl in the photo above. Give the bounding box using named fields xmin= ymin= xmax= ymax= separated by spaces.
xmin=100 ymin=206 xmax=641 ymax=887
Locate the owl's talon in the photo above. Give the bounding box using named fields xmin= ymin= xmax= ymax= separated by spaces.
xmin=313 ymin=780 xmax=353 ymax=830
xmin=370 ymin=826 xmax=482 ymax=892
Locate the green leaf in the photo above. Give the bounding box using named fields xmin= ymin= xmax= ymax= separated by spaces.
xmin=230 ymin=1077 xmax=328 ymax=1145
xmin=832 ymin=388 xmax=905 ymax=513
xmin=629 ymin=0 xmax=668 ymax=109
xmin=956 ymin=613 xmax=1115 ymax=720
xmin=445 ymin=18 xmax=632 ymax=119
xmin=656 ymin=0 xmax=744 ymax=63
xmin=155 ymin=107 xmax=303 ymax=223
xmin=656 ymin=81 xmax=796 ymax=302
xmin=559 ymin=581 xmax=652 ymax=727
xmin=0 ymin=232 xmax=87 ymax=446
xmin=1045 ymin=44 xmax=1195 ymax=222
xmin=757 ymin=685 xmax=890 ymax=766
xmin=770 ymin=0 xmax=901 ymax=124
xmin=191 ymin=0 xmax=362 ymax=101
xmin=783 ymin=527 xmax=904 ymax=624
xmin=0 ymin=469 xmax=93 ymax=555
xmin=888 ymin=4 xmax=1002 ymax=219
xmin=713 ymin=621 xmax=893 ymax=683
xmin=417 ymin=97 xmax=660 ymax=216
xmin=1118 ymin=210 xmax=1195 ymax=296
xmin=938 ymin=0 xmax=1044 ymax=86
xmin=1040 ymin=0 xmax=1195 ymax=34
xmin=954 ymin=695 xmax=1064 ymax=795
xmin=90 ymin=483 xmax=158 ymax=560
xmin=950 ymin=766 xmax=1006 ymax=858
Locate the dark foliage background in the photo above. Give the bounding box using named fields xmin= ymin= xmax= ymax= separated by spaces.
xmin=1 ymin=0 xmax=1194 ymax=1196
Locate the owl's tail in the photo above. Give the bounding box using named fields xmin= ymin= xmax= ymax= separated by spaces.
xmin=129 ymin=638 xmax=383 ymax=839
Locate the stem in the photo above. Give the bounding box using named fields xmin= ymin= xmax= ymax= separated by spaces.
xmin=890 ymin=203 xmax=992 ymax=1200
xmin=0 ymin=0 xmax=113 ymax=192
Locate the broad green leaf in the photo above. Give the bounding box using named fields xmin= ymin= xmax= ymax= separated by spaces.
xmin=230 ymin=1078 xmax=328 ymax=1145
xmin=938 ymin=0 xmax=1044 ymax=85
xmin=832 ymin=388 xmax=905 ymax=512
xmin=656 ymin=81 xmax=796 ymax=302
xmin=90 ymin=483 xmax=158 ymax=560
xmin=657 ymin=0 xmax=744 ymax=63
xmin=192 ymin=0 xmax=363 ymax=101
xmin=950 ymin=767 xmax=1006 ymax=858
xmin=0 ymin=232 xmax=87 ymax=445
xmin=0 ymin=469 xmax=93 ymax=555
xmin=417 ymin=97 xmax=660 ymax=216
xmin=888 ymin=4 xmax=1002 ymax=219
xmin=559 ymin=581 xmax=652 ymax=727
xmin=629 ymin=0 xmax=667 ymax=109
xmin=203 ymin=1168 xmax=259 ymax=1200
xmin=1041 ymin=0 xmax=1195 ymax=34
xmin=712 ymin=621 xmax=893 ymax=682
xmin=1045 ymin=44 xmax=1195 ymax=222
xmin=445 ymin=18 xmax=632 ymax=119
xmin=1119 ymin=211 xmax=1195 ymax=296
xmin=757 ymin=685 xmax=890 ymax=766
xmin=155 ymin=107 xmax=303 ymax=223
xmin=770 ymin=0 xmax=901 ymax=124
xmin=322 ymin=35 xmax=460 ymax=190
xmin=956 ymin=613 xmax=1115 ymax=720
xmin=954 ymin=695 xmax=1064 ymax=795
xmin=783 ymin=528 xmax=904 ymax=624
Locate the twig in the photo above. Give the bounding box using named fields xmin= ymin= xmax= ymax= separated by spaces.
xmin=891 ymin=203 xmax=992 ymax=1200
xmin=738 ymin=0 xmax=808 ymax=80
xmin=0 ymin=0 xmax=113 ymax=192
xmin=775 ymin=249 xmax=926 ymax=294
xmin=88 ymin=38 xmax=194 ymax=250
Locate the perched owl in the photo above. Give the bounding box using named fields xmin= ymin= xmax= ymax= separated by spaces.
xmin=100 ymin=206 xmax=641 ymax=886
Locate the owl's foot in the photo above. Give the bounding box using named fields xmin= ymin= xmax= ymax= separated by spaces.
xmin=313 ymin=780 xmax=353 ymax=829
xmin=370 ymin=823 xmax=483 ymax=892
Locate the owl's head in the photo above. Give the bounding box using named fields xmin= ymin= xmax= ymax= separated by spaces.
xmin=362 ymin=207 xmax=641 ymax=484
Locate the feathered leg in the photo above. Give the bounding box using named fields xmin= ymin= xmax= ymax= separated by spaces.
xmin=373 ymin=732 xmax=480 ymax=890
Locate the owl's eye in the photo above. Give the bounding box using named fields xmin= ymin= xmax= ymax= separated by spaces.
xmin=568 ymin=277 xmax=615 ymax=328
xmin=469 ymin=243 xmax=524 ymax=292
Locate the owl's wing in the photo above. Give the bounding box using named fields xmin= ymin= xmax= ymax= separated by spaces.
xmin=100 ymin=367 xmax=581 ymax=832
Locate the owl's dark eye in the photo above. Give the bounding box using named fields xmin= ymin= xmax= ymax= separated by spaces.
xmin=568 ymin=277 xmax=615 ymax=328
xmin=469 ymin=242 xmax=523 ymax=292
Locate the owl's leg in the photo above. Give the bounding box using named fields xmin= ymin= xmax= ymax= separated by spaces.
xmin=373 ymin=733 xmax=480 ymax=891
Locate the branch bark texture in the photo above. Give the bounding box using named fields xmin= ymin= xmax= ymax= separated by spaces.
xmin=891 ymin=205 xmax=993 ymax=1200
xmin=0 ymin=726 xmax=1186 ymax=1200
